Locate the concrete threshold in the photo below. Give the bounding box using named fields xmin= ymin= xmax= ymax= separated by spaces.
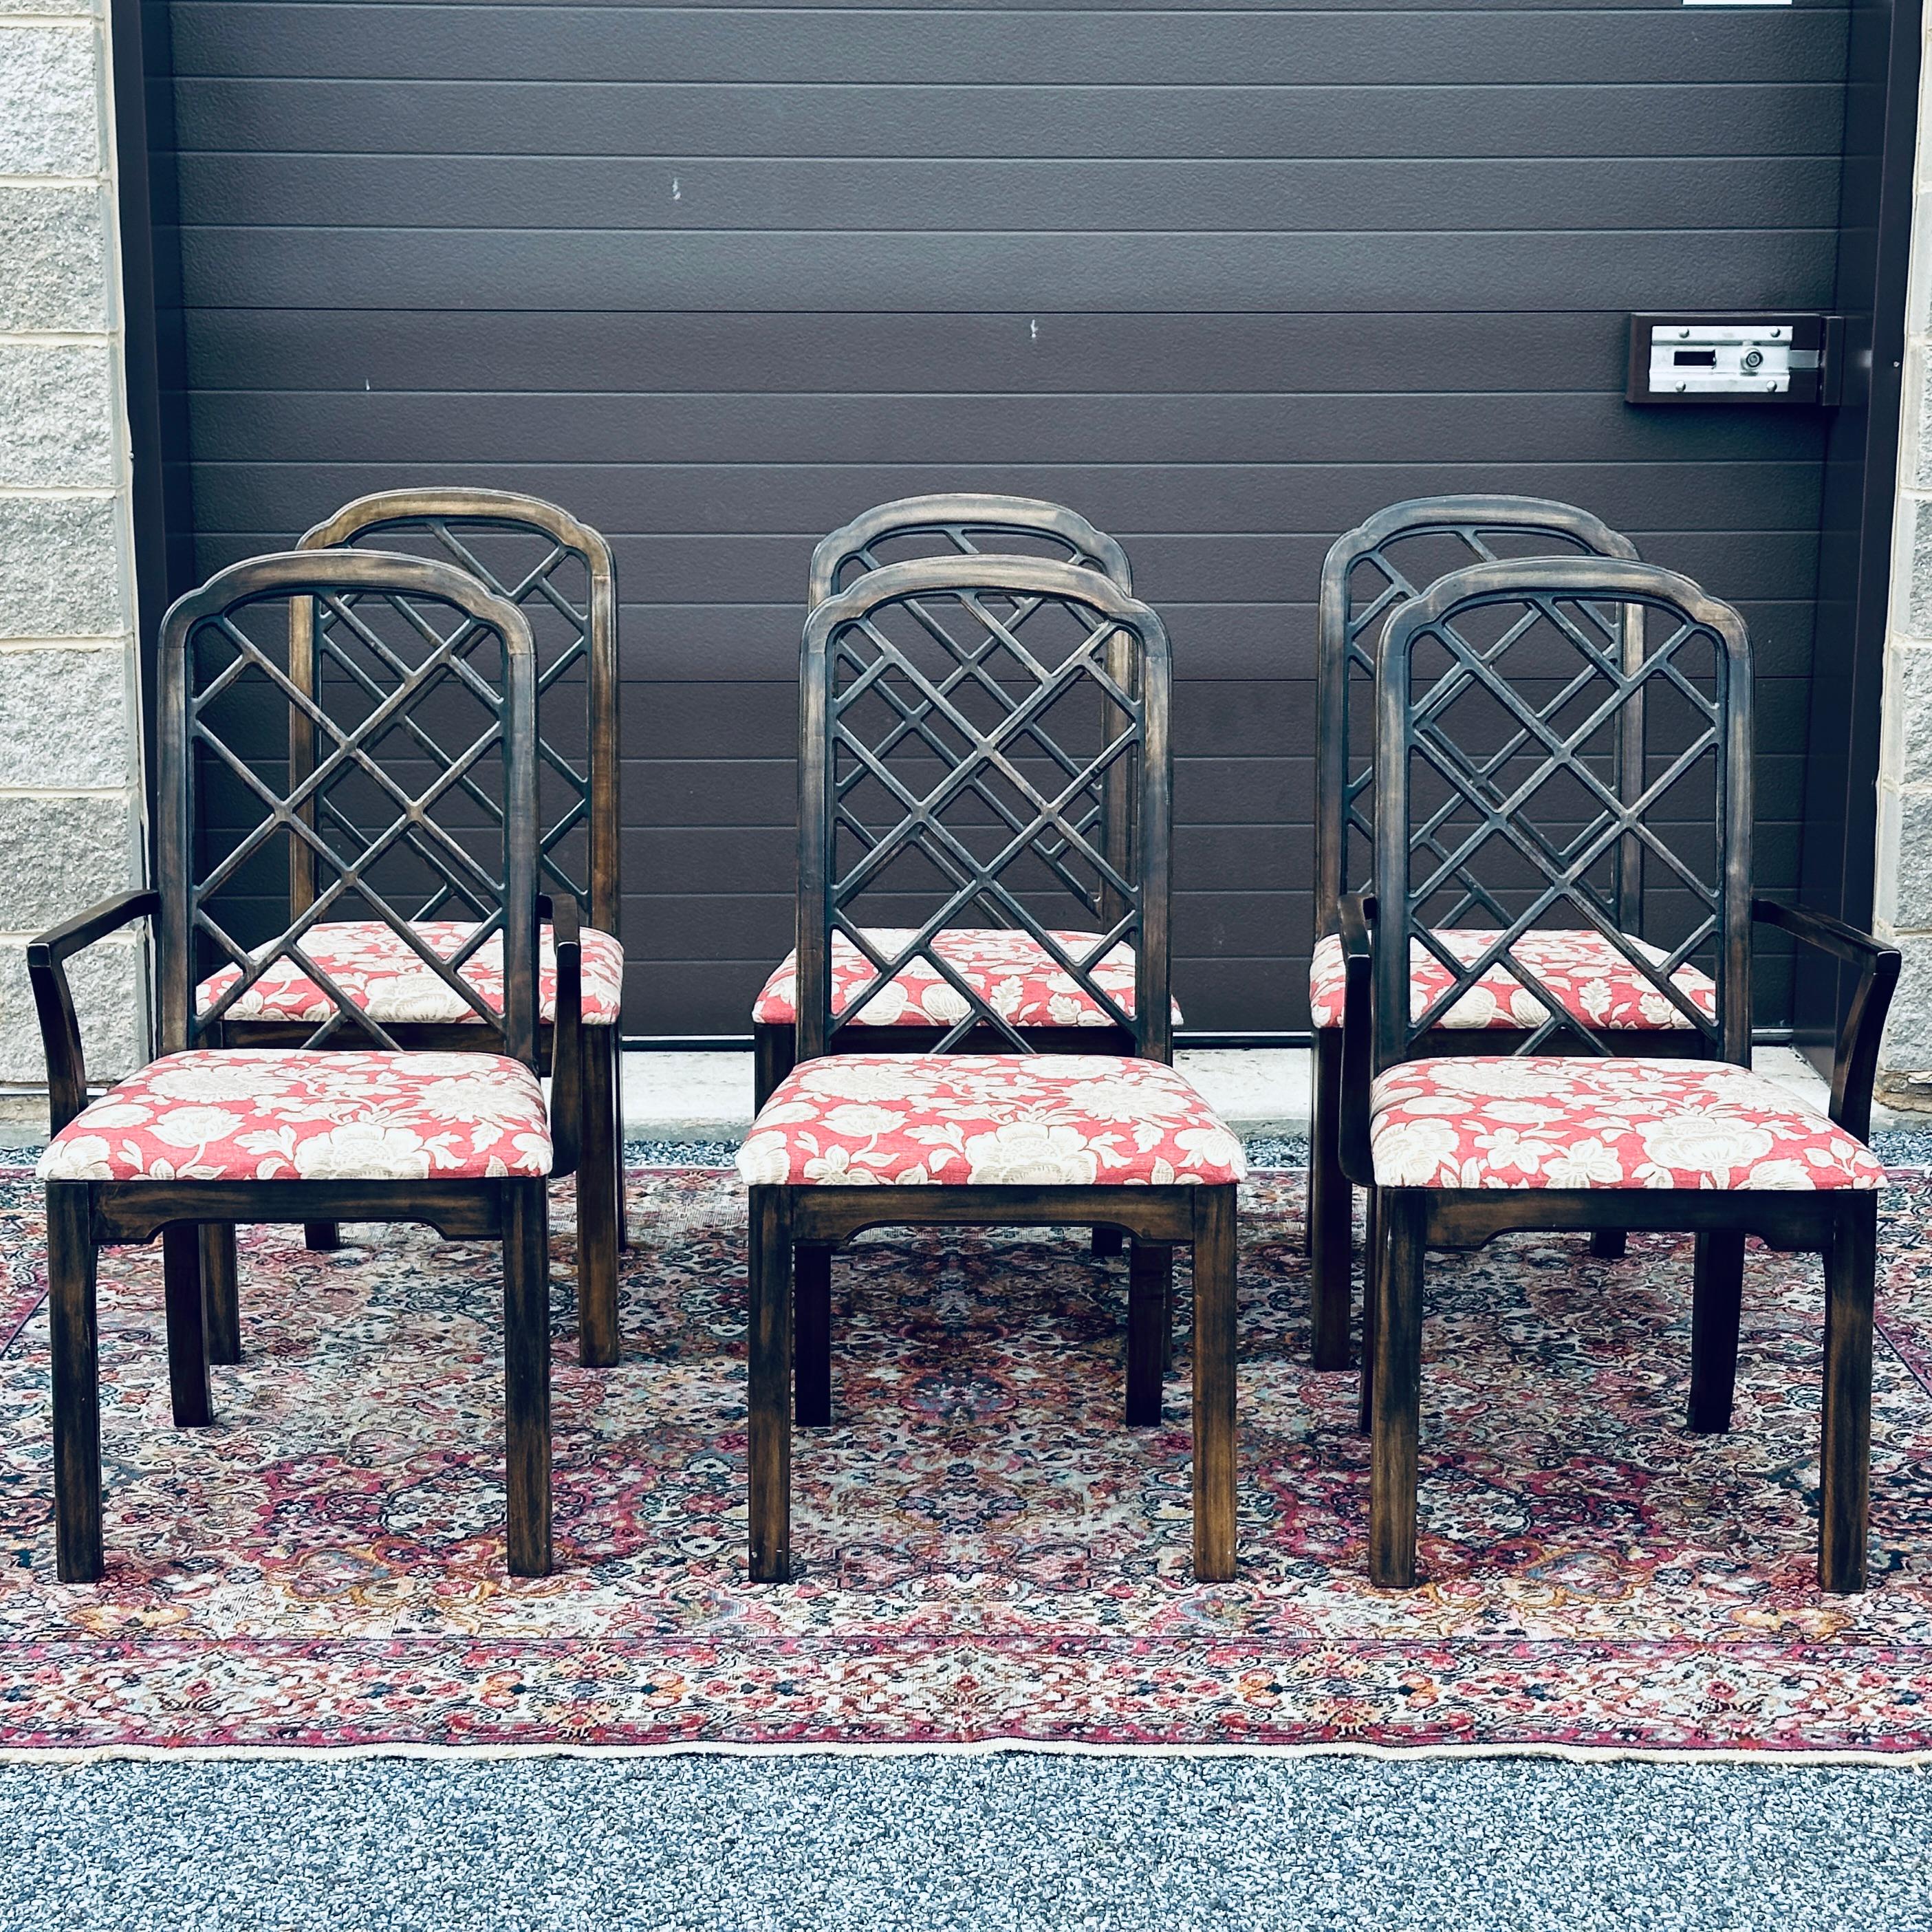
xmin=622 ymin=1043 xmax=1852 ymax=1142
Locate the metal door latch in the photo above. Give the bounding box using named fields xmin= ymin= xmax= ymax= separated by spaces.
xmin=1626 ymin=313 xmax=1841 ymax=406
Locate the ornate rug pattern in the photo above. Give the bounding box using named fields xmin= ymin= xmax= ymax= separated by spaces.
xmin=3 ymin=1164 xmax=1932 ymax=1756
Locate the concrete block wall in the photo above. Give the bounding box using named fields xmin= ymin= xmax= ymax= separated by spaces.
xmin=0 ymin=0 xmax=145 ymax=1087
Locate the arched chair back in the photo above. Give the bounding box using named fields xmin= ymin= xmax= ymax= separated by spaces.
xmin=794 ymin=554 xmax=1173 ymax=1065
xmin=1371 ymin=556 xmax=1751 ymax=1074
xmin=294 ymin=488 xmax=618 ymax=938
xmin=810 ymin=493 xmax=1131 ymax=606
xmin=166 ymin=549 xmax=541 ymax=1063
xmin=1317 ymin=497 xmax=1641 ymax=947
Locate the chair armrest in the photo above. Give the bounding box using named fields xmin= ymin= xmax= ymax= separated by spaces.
xmin=537 ymin=893 xmax=583 ymax=1177
xmin=1336 ymin=893 xmax=1378 ymax=1188
xmin=1750 ymin=896 xmax=1901 ymax=1142
xmin=26 ymin=889 xmax=160 ymax=1136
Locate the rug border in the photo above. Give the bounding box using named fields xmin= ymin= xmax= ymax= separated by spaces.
xmin=3 ymin=1738 xmax=1931 ymax=1768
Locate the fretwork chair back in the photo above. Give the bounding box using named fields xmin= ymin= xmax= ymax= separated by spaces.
xmin=736 ymin=555 xmax=1246 ymax=1584
xmin=1309 ymin=496 xmax=1664 ymax=1367
xmin=753 ymin=493 xmax=1160 ymax=1111
xmin=206 ymin=490 xmax=622 ymax=1367
xmin=1332 ymin=556 xmax=1896 ymax=1594
xmin=30 ymin=551 xmax=561 ymax=1581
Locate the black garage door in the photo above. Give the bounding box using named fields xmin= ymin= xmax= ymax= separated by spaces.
xmin=149 ymin=0 xmax=1855 ymax=1036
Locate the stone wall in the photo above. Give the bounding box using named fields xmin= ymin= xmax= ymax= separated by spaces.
xmin=0 ymin=0 xmax=146 ymax=1088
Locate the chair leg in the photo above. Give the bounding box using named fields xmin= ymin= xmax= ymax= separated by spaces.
xmin=1689 ymin=1228 xmax=1747 ymax=1434
xmin=1590 ymin=1230 xmax=1627 ymax=1260
xmin=613 ymin=1043 xmax=631 ymax=1253
xmin=200 ymin=1224 xmax=241 ymax=1365
xmin=1092 ymin=1224 xmax=1125 ymax=1257
xmin=1126 ymin=1239 xmax=1167 ymax=1426
xmin=753 ymin=1023 xmax=796 ymax=1111
xmin=305 ymin=1223 xmax=342 ymax=1252
xmin=794 ymin=1244 xmax=833 ymax=1427
xmin=1309 ymin=1029 xmax=1354 ymax=1369
xmin=1191 ymin=1186 xmax=1238 ymax=1583
xmin=576 ymin=1025 xmax=621 ymax=1369
xmin=502 ymin=1179 xmax=553 ymax=1578
xmin=1356 ymin=1186 xmax=1380 ymax=1436
xmin=748 ymin=1186 xmax=794 ymax=1582
xmin=1369 ymin=1190 xmax=1424 ymax=1590
xmin=161 ymin=1224 xmax=213 ymax=1429
xmin=1820 ymin=1196 xmax=1877 ymax=1595
xmin=47 ymin=1183 xmax=103 ymax=1583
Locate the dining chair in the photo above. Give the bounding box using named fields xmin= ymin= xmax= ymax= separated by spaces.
xmin=191 ymin=490 xmax=625 ymax=1368
xmin=1332 ymin=556 xmax=1897 ymax=1592
xmin=30 ymin=550 xmax=563 ymax=1579
xmin=737 ymin=554 xmax=1246 ymax=1583
xmin=1310 ymin=496 xmax=1680 ymax=1371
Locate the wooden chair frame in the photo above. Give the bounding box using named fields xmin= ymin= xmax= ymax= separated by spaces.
xmin=205 ymin=490 xmax=624 ymax=1367
xmin=1308 ymin=496 xmax=1651 ymax=1367
xmin=754 ymin=492 xmax=1138 ymax=1109
xmin=1334 ymin=556 xmax=1898 ymax=1594
xmin=29 ymin=550 xmax=560 ymax=1581
xmin=748 ymin=553 xmax=1239 ymax=1585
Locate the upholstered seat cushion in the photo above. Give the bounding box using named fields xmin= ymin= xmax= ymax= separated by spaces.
xmin=197 ymin=920 xmax=625 ymax=1027
xmin=737 ymin=1053 xmax=1246 ymax=1188
xmin=1308 ymin=928 xmax=1717 ymax=1032
xmin=36 ymin=1050 xmax=552 ymax=1183
xmin=1369 ymin=1056 xmax=1885 ymax=1192
xmin=752 ymin=927 xmax=1182 ymax=1028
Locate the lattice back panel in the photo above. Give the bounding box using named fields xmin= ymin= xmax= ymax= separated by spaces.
xmin=797 ymin=556 xmax=1173 ymax=1061
xmin=1373 ymin=558 xmax=1753 ymax=1070
xmin=160 ymin=553 xmax=539 ymax=1057
xmin=1316 ymin=497 xmax=1641 ymax=937
xmin=297 ymin=491 xmax=618 ymax=932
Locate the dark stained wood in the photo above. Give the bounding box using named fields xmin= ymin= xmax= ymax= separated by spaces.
xmin=47 ymin=1182 xmax=102 ymax=1584
xmin=1309 ymin=1029 xmax=1352 ymax=1370
xmin=1590 ymin=1230 xmax=1628 ymax=1261
xmin=1369 ymin=1188 xmax=1424 ymax=1591
xmin=1125 ymin=1239 xmax=1168 ymax=1426
xmin=1092 ymin=1225 xmax=1125 ymax=1258
xmin=303 ymin=1222 xmax=342 ymax=1252
xmin=747 ymin=1185 xmax=794 ymax=1583
xmin=25 ymin=890 xmax=161 ymax=1138
xmin=794 ymin=1244 xmax=832 ymax=1428
xmin=1344 ymin=556 xmax=1896 ymax=1595
xmin=200 ymin=1224 xmax=239 ymax=1365
xmin=283 ymin=490 xmax=622 ymax=1352
xmin=1688 ymin=1228 xmax=1747 ymax=1434
xmin=1820 ymin=1194 xmax=1877 ymax=1594
xmin=576 ymin=1027 xmax=620 ymax=1368
xmin=161 ymin=1223 xmax=213 ymax=1429
xmin=30 ymin=550 xmax=557 ymax=1581
xmin=751 ymin=552 xmax=1235 ymax=1581
xmin=1356 ymin=1183 xmax=1380 ymax=1437
xmin=1190 ymin=1185 xmax=1238 ymax=1583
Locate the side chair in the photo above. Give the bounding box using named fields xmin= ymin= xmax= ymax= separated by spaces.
xmin=194 ymin=490 xmax=625 ymax=1368
xmin=1332 ymin=556 xmax=1897 ymax=1594
xmin=736 ymin=554 xmax=1246 ymax=1584
xmin=1310 ymin=496 xmax=1680 ymax=1371
xmin=30 ymin=550 xmax=563 ymax=1580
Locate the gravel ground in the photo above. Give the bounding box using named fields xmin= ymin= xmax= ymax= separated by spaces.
xmin=2 ymin=1752 xmax=1928 ymax=1931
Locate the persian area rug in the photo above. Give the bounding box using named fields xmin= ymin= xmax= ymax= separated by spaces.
xmin=2 ymin=1164 xmax=1932 ymax=1759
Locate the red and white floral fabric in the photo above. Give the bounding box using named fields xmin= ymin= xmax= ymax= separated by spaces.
xmin=1307 ymin=927 xmax=1717 ymax=1032
xmin=752 ymin=927 xmax=1181 ymax=1029
xmin=1369 ymin=1056 xmax=1885 ymax=1192
xmin=36 ymin=1050 xmax=552 ymax=1183
xmin=737 ymin=1053 xmax=1246 ymax=1188
xmin=197 ymin=920 xmax=625 ymax=1028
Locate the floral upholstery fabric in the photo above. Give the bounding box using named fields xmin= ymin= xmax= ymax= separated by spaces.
xmin=1369 ymin=1056 xmax=1885 ymax=1192
xmin=737 ymin=1054 xmax=1246 ymax=1188
xmin=197 ymin=920 xmax=625 ymax=1028
xmin=1307 ymin=928 xmax=1717 ymax=1032
xmin=752 ymin=928 xmax=1181 ymax=1029
xmin=36 ymin=1050 xmax=552 ymax=1183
